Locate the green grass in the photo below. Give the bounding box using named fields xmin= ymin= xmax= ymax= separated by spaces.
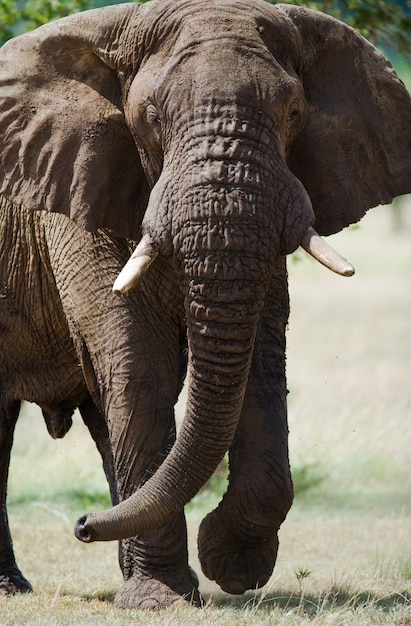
xmin=4 ymin=203 xmax=411 ymax=624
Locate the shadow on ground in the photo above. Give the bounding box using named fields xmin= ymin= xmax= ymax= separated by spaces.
xmin=78 ymin=586 xmax=411 ymax=617
xmin=205 ymin=587 xmax=411 ymax=616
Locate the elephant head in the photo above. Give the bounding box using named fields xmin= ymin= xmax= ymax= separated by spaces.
xmin=0 ymin=0 xmax=410 ymax=544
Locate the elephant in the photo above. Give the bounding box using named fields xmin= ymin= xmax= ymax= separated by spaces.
xmin=0 ymin=0 xmax=410 ymax=609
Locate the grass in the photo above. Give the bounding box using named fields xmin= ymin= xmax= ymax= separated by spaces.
xmin=3 ymin=202 xmax=411 ymax=624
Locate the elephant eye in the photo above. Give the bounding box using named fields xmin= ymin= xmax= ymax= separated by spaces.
xmin=287 ymin=102 xmax=300 ymax=122
xmin=146 ymin=103 xmax=161 ymax=125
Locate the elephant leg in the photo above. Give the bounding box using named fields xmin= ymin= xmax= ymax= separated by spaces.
xmin=78 ymin=398 xmax=118 ymax=507
xmin=45 ymin=223 xmax=197 ymax=608
xmin=0 ymin=400 xmax=33 ymax=594
xmin=198 ymin=258 xmax=293 ymax=594
xmin=79 ymin=392 xmax=199 ymax=608
xmin=110 ymin=406 xmax=200 ymax=607
xmin=115 ymin=513 xmax=200 ymax=609
xmin=104 ymin=333 xmax=199 ymax=609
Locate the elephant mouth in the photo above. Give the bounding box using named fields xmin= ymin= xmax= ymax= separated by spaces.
xmin=112 ymin=225 xmax=355 ymax=294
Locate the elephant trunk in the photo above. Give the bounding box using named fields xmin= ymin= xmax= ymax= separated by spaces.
xmin=75 ymin=260 xmax=264 ymax=542
xmin=75 ymin=133 xmax=313 ymax=543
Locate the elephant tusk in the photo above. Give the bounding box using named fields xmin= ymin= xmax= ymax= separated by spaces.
xmin=113 ymin=235 xmax=159 ymax=294
xmin=300 ymin=227 xmax=355 ymax=277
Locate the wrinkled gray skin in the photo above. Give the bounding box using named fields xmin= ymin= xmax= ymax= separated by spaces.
xmin=0 ymin=0 xmax=410 ymax=609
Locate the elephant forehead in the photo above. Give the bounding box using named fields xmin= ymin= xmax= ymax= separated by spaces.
xmin=144 ymin=0 xmax=285 ymax=35
xmin=149 ymin=38 xmax=293 ymax=116
xmin=186 ymin=43 xmax=280 ymax=95
xmin=141 ymin=0 xmax=296 ymax=91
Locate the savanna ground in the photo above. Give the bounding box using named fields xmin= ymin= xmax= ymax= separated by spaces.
xmin=1 ymin=198 xmax=410 ymax=626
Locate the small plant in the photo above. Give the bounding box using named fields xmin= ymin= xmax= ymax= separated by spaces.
xmin=295 ymin=567 xmax=312 ymax=610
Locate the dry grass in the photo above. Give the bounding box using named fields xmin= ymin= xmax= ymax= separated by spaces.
xmin=3 ymin=202 xmax=411 ymax=624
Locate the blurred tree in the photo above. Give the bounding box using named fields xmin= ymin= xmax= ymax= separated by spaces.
xmin=0 ymin=0 xmax=89 ymax=43
xmin=0 ymin=0 xmax=149 ymax=45
xmin=276 ymin=0 xmax=411 ymax=55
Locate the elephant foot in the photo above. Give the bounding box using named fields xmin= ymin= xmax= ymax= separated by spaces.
xmin=113 ymin=567 xmax=202 ymax=609
xmin=198 ymin=508 xmax=278 ymax=595
xmin=0 ymin=565 xmax=33 ymax=595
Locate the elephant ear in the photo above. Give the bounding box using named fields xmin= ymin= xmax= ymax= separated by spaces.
xmin=276 ymin=4 xmax=411 ymax=236
xmin=0 ymin=4 xmax=149 ymax=239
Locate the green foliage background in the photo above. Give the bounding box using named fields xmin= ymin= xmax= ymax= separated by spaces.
xmin=1 ymin=0 xmax=411 ymax=54
xmin=278 ymin=1 xmax=411 ymax=53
